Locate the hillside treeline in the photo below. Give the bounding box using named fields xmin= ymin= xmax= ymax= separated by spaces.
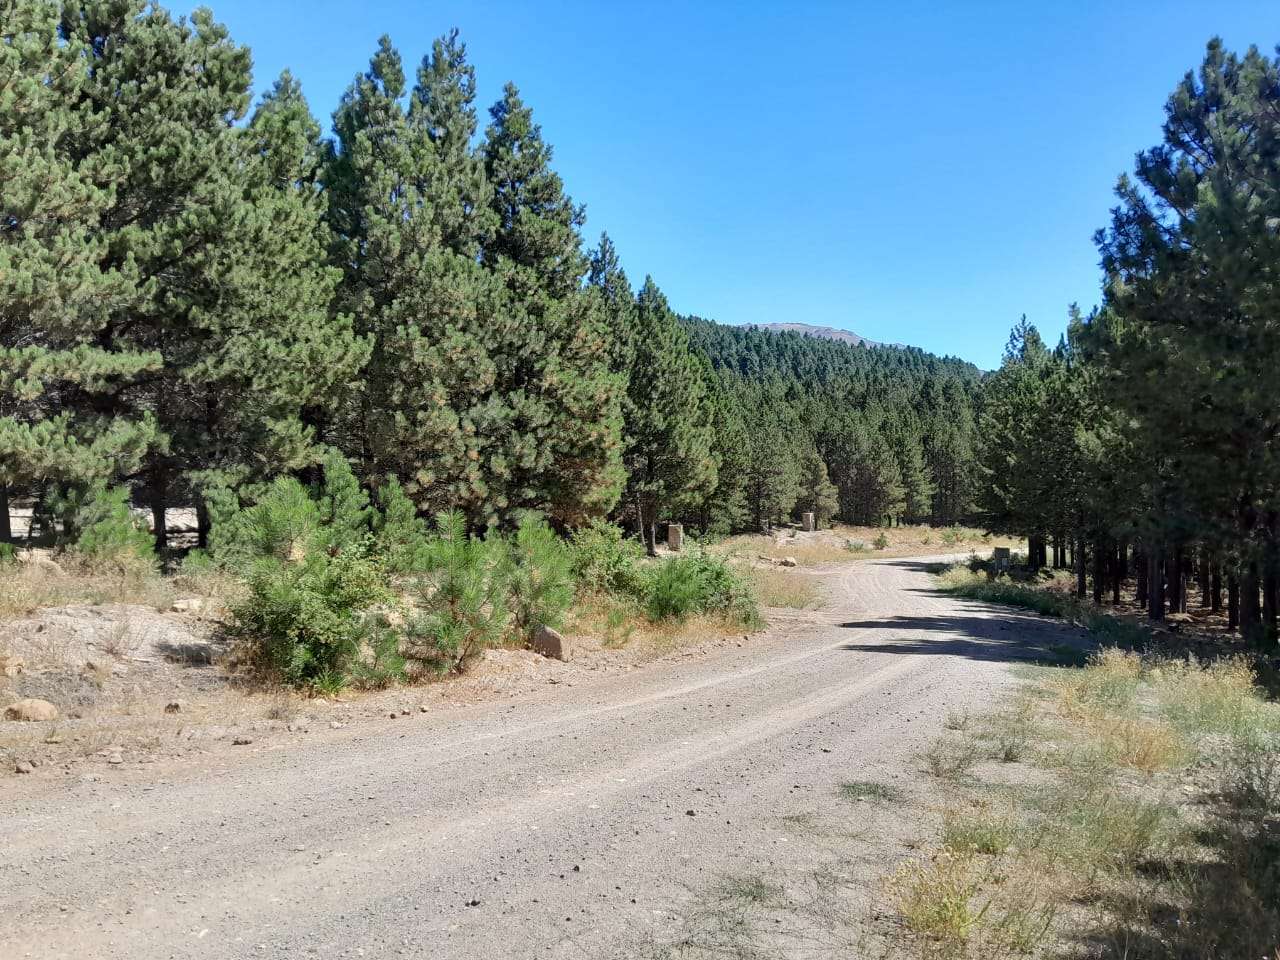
xmin=1 ymin=1 xmax=983 ymax=553
xmin=981 ymin=40 xmax=1280 ymax=646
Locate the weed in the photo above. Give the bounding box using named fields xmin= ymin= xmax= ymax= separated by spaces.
xmin=923 ymin=735 xmax=982 ymax=781
xmin=718 ymin=874 xmax=783 ymax=906
xmin=889 ymin=849 xmax=988 ymax=946
xmin=941 ymin=808 xmax=1019 ymax=856
xmin=839 ymin=779 xmax=906 ymax=803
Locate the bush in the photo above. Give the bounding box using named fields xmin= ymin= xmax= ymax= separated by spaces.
xmin=643 ymin=551 xmax=760 ymax=626
xmin=312 ymin=449 xmax=372 ymax=553
xmin=71 ymin=483 xmax=156 ymax=571
xmin=231 ymin=548 xmax=394 ymax=689
xmin=400 ymin=511 xmax=510 ymax=676
xmin=507 ymin=512 xmax=575 ymax=642
xmin=569 ymin=519 xmax=646 ymax=597
xmin=208 ymin=476 xmax=321 ymax=567
xmin=0 ymin=542 xmax=16 ymax=564
xmin=873 ymin=531 xmax=889 ymax=550
xmin=372 ymin=475 xmax=430 ymax=573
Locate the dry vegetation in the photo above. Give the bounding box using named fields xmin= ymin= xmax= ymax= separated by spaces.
xmin=886 ymin=648 xmax=1280 ymax=960
xmin=713 ymin=524 xmax=1018 ymax=569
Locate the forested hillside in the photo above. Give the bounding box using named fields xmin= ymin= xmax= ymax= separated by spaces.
xmin=1 ymin=0 xmax=982 ymax=558
xmin=980 ymin=40 xmax=1280 ymax=647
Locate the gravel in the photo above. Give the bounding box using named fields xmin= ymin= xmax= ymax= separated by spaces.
xmin=0 ymin=554 xmax=1085 ymax=959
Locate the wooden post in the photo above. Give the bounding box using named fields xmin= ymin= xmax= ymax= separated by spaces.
xmin=802 ymin=512 xmax=815 ymax=532
xmin=667 ymin=523 xmax=683 ymax=553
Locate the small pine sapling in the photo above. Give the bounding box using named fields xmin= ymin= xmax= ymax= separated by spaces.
xmin=401 ymin=511 xmax=511 ymax=676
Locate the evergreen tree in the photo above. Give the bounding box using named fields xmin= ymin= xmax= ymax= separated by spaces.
xmin=795 ymin=446 xmax=839 ymax=527
xmin=48 ymin=3 xmax=366 ymax=548
xmin=0 ymin=0 xmax=159 ymax=540
xmin=622 ymin=279 xmax=717 ymax=553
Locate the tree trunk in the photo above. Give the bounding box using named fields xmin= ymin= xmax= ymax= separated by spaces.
xmin=1029 ymin=534 xmax=1043 ymax=571
xmin=1264 ymin=566 xmax=1278 ymax=646
xmin=1198 ymin=549 xmax=1211 ymax=609
xmin=1166 ymin=550 xmax=1184 ymax=615
xmin=1228 ymin=572 xmax=1240 ymax=631
xmin=1111 ymin=540 xmax=1124 ymax=605
xmin=1093 ymin=537 xmax=1105 ymax=605
xmin=1241 ymin=561 xmax=1263 ymax=645
xmin=1135 ymin=546 xmax=1148 ymax=607
xmin=196 ymin=499 xmax=211 ymax=550
xmin=1211 ymin=560 xmax=1223 ymax=613
xmin=151 ymin=477 xmax=168 ymax=554
xmin=0 ymin=483 xmax=10 ymax=543
xmin=1075 ymin=537 xmax=1087 ymax=599
xmin=1147 ymin=548 xmax=1164 ymax=621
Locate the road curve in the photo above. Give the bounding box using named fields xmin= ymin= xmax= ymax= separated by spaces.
xmin=1 ymin=555 xmax=1083 ymax=959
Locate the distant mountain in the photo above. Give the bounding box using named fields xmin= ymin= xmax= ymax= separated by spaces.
xmin=745 ymin=322 xmax=893 ymax=349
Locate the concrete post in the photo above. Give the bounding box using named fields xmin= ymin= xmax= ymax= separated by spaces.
xmin=667 ymin=523 xmax=683 ymax=552
xmin=802 ymin=512 xmax=816 ymax=532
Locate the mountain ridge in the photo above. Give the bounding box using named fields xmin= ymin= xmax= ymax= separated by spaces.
xmin=743 ymin=322 xmax=897 ymax=349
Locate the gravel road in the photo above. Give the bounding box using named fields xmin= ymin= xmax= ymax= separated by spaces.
xmin=1 ymin=555 xmax=1084 ymax=959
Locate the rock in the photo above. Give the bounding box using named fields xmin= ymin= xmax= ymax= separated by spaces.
xmin=779 ymin=557 xmax=798 ymax=567
xmin=0 ymin=654 xmax=23 ymax=678
xmin=4 ymin=698 xmax=59 ymax=722
xmin=530 ymin=624 xmax=571 ymax=662
xmin=232 ymin=736 xmax=253 ymax=746
xmin=329 ymin=721 xmax=344 ymax=730
xmin=14 ymin=760 xmax=33 ymax=775
xmin=163 ymin=701 xmax=183 ymax=715
xmin=106 ymin=753 xmax=123 ymax=765
xmin=171 ymin=598 xmax=205 ymax=614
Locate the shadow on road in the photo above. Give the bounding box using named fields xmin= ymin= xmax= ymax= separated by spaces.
xmin=837 ymin=612 xmax=1091 ymax=665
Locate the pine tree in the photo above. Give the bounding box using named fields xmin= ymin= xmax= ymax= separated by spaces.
xmin=622 ymin=279 xmax=717 ymax=553
xmin=0 ymin=0 xmax=159 ymax=540
xmin=45 ymin=3 xmax=366 ymax=549
xmin=796 ymin=446 xmax=839 ymax=527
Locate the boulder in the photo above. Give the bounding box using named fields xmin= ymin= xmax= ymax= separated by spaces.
xmin=530 ymin=625 xmax=571 ymax=662
xmin=0 ymin=654 xmax=24 ymax=678
xmin=779 ymin=557 xmax=798 ymax=567
xmin=4 ymin=698 xmax=59 ymax=722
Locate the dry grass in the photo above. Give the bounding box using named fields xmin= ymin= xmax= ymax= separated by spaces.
xmin=0 ymin=557 xmax=175 ymax=619
xmin=885 ymin=648 xmax=1280 ymax=960
xmin=566 ymin=590 xmax=745 ymax=656
xmin=712 ymin=525 xmax=1019 ymax=569
xmin=742 ymin=565 xmax=822 ymax=609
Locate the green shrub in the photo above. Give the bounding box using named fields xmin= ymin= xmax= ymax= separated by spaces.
xmin=231 ymin=549 xmax=394 ymax=688
xmin=0 ymin=542 xmax=16 ymax=564
xmin=569 ymin=519 xmax=646 ymax=597
xmin=507 ymin=512 xmax=575 ymax=641
xmin=372 ymin=475 xmax=430 ymax=573
xmin=209 ymin=476 xmax=321 ymax=567
xmin=312 ymin=449 xmax=372 ymax=553
xmin=874 ymin=531 xmax=889 ymax=550
xmin=400 ymin=511 xmax=510 ymax=676
xmin=643 ymin=551 xmax=760 ymax=626
xmin=72 ymin=483 xmax=156 ymax=570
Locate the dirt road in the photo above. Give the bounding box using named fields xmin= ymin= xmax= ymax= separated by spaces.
xmin=1 ymin=556 xmax=1084 ymax=959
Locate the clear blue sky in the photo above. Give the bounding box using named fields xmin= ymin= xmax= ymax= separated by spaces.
xmin=177 ymin=0 xmax=1277 ymax=368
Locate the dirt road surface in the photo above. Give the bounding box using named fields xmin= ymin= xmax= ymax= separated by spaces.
xmin=2 ymin=555 xmax=1083 ymax=959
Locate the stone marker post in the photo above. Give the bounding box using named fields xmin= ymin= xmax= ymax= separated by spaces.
xmin=667 ymin=523 xmax=683 ymax=552
xmin=802 ymin=512 xmax=816 ymax=532
xmin=993 ymin=547 xmax=1011 ymax=575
